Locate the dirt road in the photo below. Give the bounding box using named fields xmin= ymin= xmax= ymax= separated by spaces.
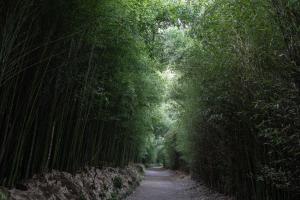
xmin=126 ymin=167 xmax=231 ymax=200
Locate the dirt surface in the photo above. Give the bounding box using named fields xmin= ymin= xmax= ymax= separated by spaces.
xmin=126 ymin=167 xmax=232 ymax=200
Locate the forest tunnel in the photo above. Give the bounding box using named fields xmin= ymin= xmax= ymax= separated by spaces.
xmin=0 ymin=0 xmax=299 ymax=200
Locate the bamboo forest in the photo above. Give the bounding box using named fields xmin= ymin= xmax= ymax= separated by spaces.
xmin=0 ymin=0 xmax=299 ymax=200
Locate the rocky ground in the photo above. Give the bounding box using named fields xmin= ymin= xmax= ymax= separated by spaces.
xmin=0 ymin=165 xmax=144 ymax=200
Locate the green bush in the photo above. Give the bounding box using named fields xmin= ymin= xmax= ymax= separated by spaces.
xmin=0 ymin=188 xmax=7 ymax=200
xmin=113 ymin=177 xmax=123 ymax=190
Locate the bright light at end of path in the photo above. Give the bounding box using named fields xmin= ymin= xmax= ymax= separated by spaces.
xmin=163 ymin=69 xmax=176 ymax=81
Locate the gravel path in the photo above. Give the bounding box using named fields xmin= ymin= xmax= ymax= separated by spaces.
xmin=126 ymin=167 xmax=231 ymax=200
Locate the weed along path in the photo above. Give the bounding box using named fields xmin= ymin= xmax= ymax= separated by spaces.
xmin=127 ymin=167 xmax=231 ymax=200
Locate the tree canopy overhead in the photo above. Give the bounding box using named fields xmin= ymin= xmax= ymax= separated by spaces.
xmin=0 ymin=0 xmax=299 ymax=199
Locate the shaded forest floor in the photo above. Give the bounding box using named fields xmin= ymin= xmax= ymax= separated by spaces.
xmin=127 ymin=167 xmax=232 ymax=200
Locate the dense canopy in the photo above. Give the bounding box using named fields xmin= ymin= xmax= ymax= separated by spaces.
xmin=0 ymin=0 xmax=299 ymax=199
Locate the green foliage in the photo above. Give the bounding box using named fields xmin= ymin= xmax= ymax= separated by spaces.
xmin=0 ymin=0 xmax=165 ymax=186
xmin=142 ymin=134 xmax=165 ymax=164
xmin=167 ymin=0 xmax=300 ymax=199
xmin=0 ymin=191 xmax=7 ymax=200
xmin=113 ymin=176 xmax=123 ymax=190
xmin=0 ymin=1 xmax=299 ymax=200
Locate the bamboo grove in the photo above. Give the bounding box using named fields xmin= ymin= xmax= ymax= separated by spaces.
xmin=162 ymin=1 xmax=300 ymax=200
xmin=0 ymin=0 xmax=300 ymax=200
xmin=0 ymin=0 xmax=169 ymax=186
